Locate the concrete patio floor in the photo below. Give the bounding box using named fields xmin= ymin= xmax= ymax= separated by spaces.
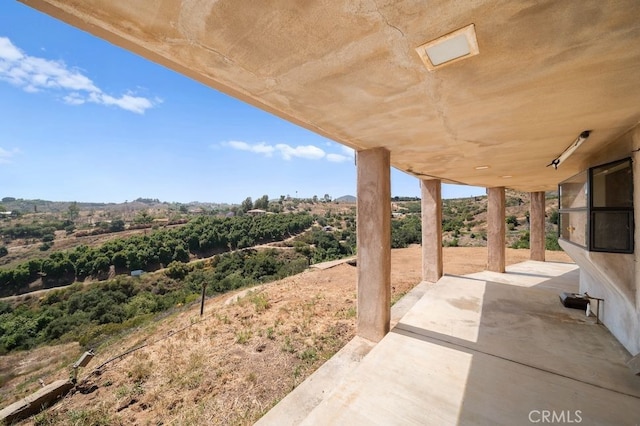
xmin=257 ymin=261 xmax=640 ymax=425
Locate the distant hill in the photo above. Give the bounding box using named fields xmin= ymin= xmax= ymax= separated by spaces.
xmin=334 ymin=195 xmax=356 ymax=203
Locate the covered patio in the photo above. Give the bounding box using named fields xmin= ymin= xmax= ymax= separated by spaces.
xmin=258 ymin=261 xmax=640 ymax=425
xmin=18 ymin=0 xmax=640 ymax=423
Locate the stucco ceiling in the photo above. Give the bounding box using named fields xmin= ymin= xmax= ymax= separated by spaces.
xmin=20 ymin=0 xmax=640 ymax=191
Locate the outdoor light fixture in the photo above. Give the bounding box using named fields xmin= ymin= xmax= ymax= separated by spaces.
xmin=415 ymin=24 xmax=479 ymax=71
xmin=474 ymin=165 xmax=490 ymax=170
xmin=548 ymin=130 xmax=592 ymax=170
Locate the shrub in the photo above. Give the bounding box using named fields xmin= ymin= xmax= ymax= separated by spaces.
xmin=444 ymin=238 xmax=459 ymax=247
xmin=248 ymin=292 xmax=270 ymax=313
xmin=546 ymin=233 xmax=562 ymax=251
xmin=165 ymin=261 xmax=191 ymax=280
xmin=511 ymin=231 xmax=530 ymax=249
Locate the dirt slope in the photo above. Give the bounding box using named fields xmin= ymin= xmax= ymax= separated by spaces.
xmin=6 ymin=246 xmax=571 ymax=425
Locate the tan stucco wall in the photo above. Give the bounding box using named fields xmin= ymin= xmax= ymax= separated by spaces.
xmin=581 ymin=125 xmax=640 ymax=170
xmin=560 ymin=241 xmax=639 ymax=355
xmin=558 ymin=124 xmax=640 ymax=355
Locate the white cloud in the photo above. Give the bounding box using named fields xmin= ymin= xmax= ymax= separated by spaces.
xmin=0 ymin=147 xmax=20 ymax=164
xmin=326 ymin=153 xmax=349 ymax=163
xmin=222 ymin=140 xmax=357 ymax=163
xmin=226 ymin=141 xmax=276 ymax=156
xmin=0 ymin=38 xmax=23 ymax=61
xmin=223 ymin=140 xmax=357 ymax=163
xmin=340 ymin=145 xmax=355 ymax=158
xmin=275 ymin=144 xmax=325 ymax=160
xmin=0 ymin=37 xmax=157 ymax=114
xmin=62 ymin=93 xmax=86 ymax=105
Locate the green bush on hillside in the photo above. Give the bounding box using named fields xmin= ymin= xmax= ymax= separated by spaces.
xmin=0 ymin=212 xmax=314 ymax=296
xmin=0 ymin=249 xmax=311 ymax=354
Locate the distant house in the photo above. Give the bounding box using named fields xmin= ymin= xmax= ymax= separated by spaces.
xmin=130 ymin=270 xmax=144 ymax=277
xmin=246 ymin=209 xmax=267 ymax=217
xmin=0 ymin=211 xmax=12 ymax=216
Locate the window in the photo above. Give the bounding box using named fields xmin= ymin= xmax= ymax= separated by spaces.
xmin=559 ymin=158 xmax=634 ymax=253
xmin=589 ymin=158 xmax=634 ymax=252
xmin=558 ymin=171 xmax=588 ymax=247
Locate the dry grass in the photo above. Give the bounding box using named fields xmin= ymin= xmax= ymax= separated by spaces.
xmin=5 ymin=246 xmax=572 ymax=425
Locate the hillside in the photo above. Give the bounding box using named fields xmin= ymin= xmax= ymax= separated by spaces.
xmin=0 ymin=191 xmax=564 ymax=423
xmin=2 ymin=246 xmax=572 ymax=425
xmin=1 ymin=190 xmax=558 ymax=268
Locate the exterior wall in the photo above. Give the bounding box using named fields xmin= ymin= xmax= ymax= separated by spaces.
xmin=560 ymin=241 xmax=639 ymax=354
xmin=559 ymin=124 xmax=640 ymax=355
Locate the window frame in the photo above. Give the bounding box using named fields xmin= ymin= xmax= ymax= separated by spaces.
xmin=558 ymin=170 xmax=589 ymax=249
xmin=558 ymin=157 xmax=634 ymax=254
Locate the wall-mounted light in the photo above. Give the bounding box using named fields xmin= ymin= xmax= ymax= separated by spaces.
xmin=548 ymin=130 xmax=592 ymax=170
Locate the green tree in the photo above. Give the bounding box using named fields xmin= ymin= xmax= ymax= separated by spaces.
xmin=92 ymin=255 xmax=111 ymax=276
xmin=112 ymin=252 xmax=127 ymax=270
xmin=165 ymin=261 xmax=191 ymax=280
xmin=254 ymin=194 xmax=269 ymax=210
xmin=67 ymin=202 xmax=80 ymax=222
xmin=0 ymin=246 xmax=7 ymax=258
xmin=241 ymin=197 xmax=253 ymax=213
xmin=134 ymin=210 xmax=153 ymax=224
xmin=173 ymin=245 xmax=190 ymax=263
xmin=109 ymin=219 xmax=125 ymax=232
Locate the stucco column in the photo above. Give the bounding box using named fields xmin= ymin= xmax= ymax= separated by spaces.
xmin=530 ymin=191 xmax=546 ymax=261
xmin=356 ymin=148 xmax=391 ymax=342
xmin=421 ymin=179 xmax=443 ymax=282
xmin=487 ymin=187 xmax=506 ymax=272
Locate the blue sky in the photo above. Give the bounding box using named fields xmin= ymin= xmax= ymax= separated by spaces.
xmin=0 ymin=2 xmax=485 ymax=204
